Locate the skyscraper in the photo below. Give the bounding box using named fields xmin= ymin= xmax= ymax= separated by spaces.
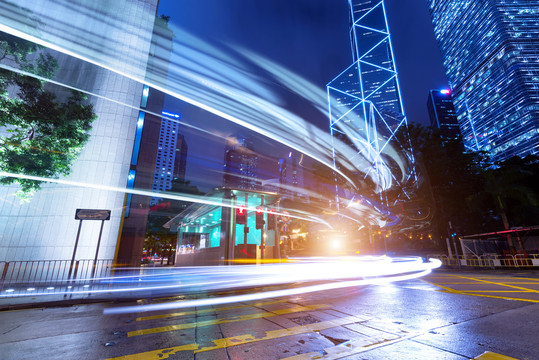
xmin=428 ymin=0 xmax=539 ymax=161
xmin=279 ymin=152 xmax=307 ymax=201
xmin=327 ymin=0 xmax=415 ymax=206
xmin=223 ymin=136 xmax=260 ymax=191
xmin=150 ymin=113 xmax=188 ymax=206
xmin=427 ymin=89 xmax=460 ymax=141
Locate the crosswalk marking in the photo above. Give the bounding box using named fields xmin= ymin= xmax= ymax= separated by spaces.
xmin=128 ymin=304 xmax=329 ymax=337
xmin=107 ymin=315 xmax=363 ymax=360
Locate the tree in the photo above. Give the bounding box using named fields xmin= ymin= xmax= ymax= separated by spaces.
xmin=144 ymin=179 xmax=205 ymax=264
xmin=401 ymin=124 xmax=487 ymax=245
xmin=0 ymin=32 xmax=96 ymax=199
xmin=470 ymin=155 xmax=539 ymax=253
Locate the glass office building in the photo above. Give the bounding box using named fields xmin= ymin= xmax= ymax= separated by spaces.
xmin=427 ymin=89 xmax=460 ymax=141
xmin=428 ymin=0 xmax=539 ymax=161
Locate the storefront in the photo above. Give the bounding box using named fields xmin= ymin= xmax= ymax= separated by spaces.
xmin=165 ymin=188 xmax=280 ymax=266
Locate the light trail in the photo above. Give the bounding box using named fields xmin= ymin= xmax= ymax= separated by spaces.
xmin=0 ymin=1 xmax=408 ymax=196
xmin=0 ymin=170 xmax=329 ymax=226
xmin=104 ymin=257 xmax=441 ymax=314
xmin=0 ymin=257 xmax=441 ymax=311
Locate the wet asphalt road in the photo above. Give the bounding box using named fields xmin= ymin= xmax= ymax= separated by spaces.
xmin=1 ymin=270 xmax=538 ymax=360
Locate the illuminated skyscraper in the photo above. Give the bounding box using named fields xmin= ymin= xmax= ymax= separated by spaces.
xmin=428 ymin=0 xmax=539 ymax=161
xmin=279 ymin=151 xmax=306 ymax=201
xmin=427 ymin=89 xmax=460 ymax=141
xmin=149 ymin=112 xmax=188 ymax=206
xmin=327 ymin=0 xmax=415 ymax=207
xmin=223 ymin=136 xmax=260 ymax=191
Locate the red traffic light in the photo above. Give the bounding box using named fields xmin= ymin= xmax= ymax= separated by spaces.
xmin=236 ymin=206 xmax=247 ymax=225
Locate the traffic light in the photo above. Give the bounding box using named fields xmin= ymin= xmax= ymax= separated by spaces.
xmin=255 ymin=207 xmax=265 ymax=230
xmin=236 ymin=206 xmax=247 ymax=225
xmin=267 ymin=209 xmax=275 ymax=230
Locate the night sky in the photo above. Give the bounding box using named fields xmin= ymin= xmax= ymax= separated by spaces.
xmin=157 ymin=0 xmax=449 ymax=190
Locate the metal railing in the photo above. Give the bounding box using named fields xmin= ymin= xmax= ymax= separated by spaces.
xmin=428 ymin=254 xmax=539 ymax=269
xmin=0 ymin=259 xmax=114 ymax=295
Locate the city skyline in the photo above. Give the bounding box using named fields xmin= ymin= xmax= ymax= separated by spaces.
xmin=157 ymin=0 xmax=449 ymax=192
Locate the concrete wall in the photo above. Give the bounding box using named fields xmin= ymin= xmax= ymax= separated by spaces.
xmin=0 ymin=0 xmax=159 ymax=262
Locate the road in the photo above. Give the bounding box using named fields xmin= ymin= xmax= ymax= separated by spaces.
xmin=1 ymin=270 xmax=538 ymax=360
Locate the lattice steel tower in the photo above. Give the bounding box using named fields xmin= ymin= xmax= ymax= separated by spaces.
xmin=327 ymin=0 xmax=415 ymax=207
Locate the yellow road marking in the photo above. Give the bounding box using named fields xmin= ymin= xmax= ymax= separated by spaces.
xmin=448 ymin=292 xmax=539 ymax=303
xmin=473 ymin=350 xmax=519 ymax=359
xmin=452 ymin=275 xmax=539 ymax=293
xmin=280 ymin=334 xmax=408 ymax=359
xmin=128 ymin=304 xmax=329 ymax=337
xmin=136 ymin=299 xmax=287 ymax=321
xmin=421 ymin=279 xmax=463 ymax=294
xmin=460 ymin=290 xmax=531 ymax=293
xmin=107 ymin=343 xmax=199 ymax=360
xmin=194 ymin=315 xmax=361 ymax=353
xmin=107 ymin=315 xmax=363 ymax=360
xmin=423 ymin=276 xmax=539 ymax=302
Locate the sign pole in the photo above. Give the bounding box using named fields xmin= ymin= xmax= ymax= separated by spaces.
xmin=68 ymin=219 xmax=83 ymax=282
xmin=91 ymin=219 xmax=106 ymax=279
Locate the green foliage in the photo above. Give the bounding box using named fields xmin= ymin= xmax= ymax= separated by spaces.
xmin=406 ymin=123 xmax=539 ymax=244
xmin=0 ymin=32 xmax=96 ymax=198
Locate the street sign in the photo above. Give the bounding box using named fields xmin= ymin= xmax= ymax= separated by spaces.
xmin=75 ymin=209 xmax=111 ymax=221
xmin=280 ymin=210 xmax=290 ymax=223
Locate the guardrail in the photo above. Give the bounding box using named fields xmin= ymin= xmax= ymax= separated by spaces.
xmin=0 ymin=259 xmax=114 ymax=294
xmin=428 ymin=254 xmax=539 ymax=269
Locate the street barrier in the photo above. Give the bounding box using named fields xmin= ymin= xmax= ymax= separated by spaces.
xmin=428 ymin=254 xmax=539 ymax=269
xmin=0 ymin=259 xmax=114 ymax=295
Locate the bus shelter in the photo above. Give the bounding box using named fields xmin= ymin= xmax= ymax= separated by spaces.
xmin=164 ymin=188 xmax=280 ymax=266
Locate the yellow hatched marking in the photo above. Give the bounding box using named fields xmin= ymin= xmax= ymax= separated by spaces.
xmin=452 ymin=275 xmax=539 ymax=293
xmin=421 ymin=279 xmax=463 ymax=294
xmin=107 ymin=315 xmax=362 ymax=360
xmin=432 ymin=282 xmax=496 ymax=285
xmin=452 ymin=293 xmax=539 ymax=303
xmin=424 ymin=277 xmax=539 ymax=302
xmin=473 ymin=350 xmax=519 ymax=359
xmin=136 ymin=299 xmax=286 ymax=321
xmin=460 ymin=290 xmax=531 ymax=293
xmin=128 ymin=304 xmax=329 ymax=337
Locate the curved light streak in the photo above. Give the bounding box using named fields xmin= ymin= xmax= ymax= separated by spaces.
xmin=0 ymin=256 xmax=441 ymax=313
xmin=105 ymin=257 xmax=441 ymax=314
xmin=0 ymin=1 xmax=407 ymax=197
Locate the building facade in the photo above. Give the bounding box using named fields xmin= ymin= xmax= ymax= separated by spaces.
xmin=427 ymin=89 xmax=460 ymax=141
xmin=117 ymin=15 xmax=174 ymax=266
xmin=0 ymin=0 xmax=159 ymax=263
xmin=428 ymin=0 xmax=539 ymax=161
